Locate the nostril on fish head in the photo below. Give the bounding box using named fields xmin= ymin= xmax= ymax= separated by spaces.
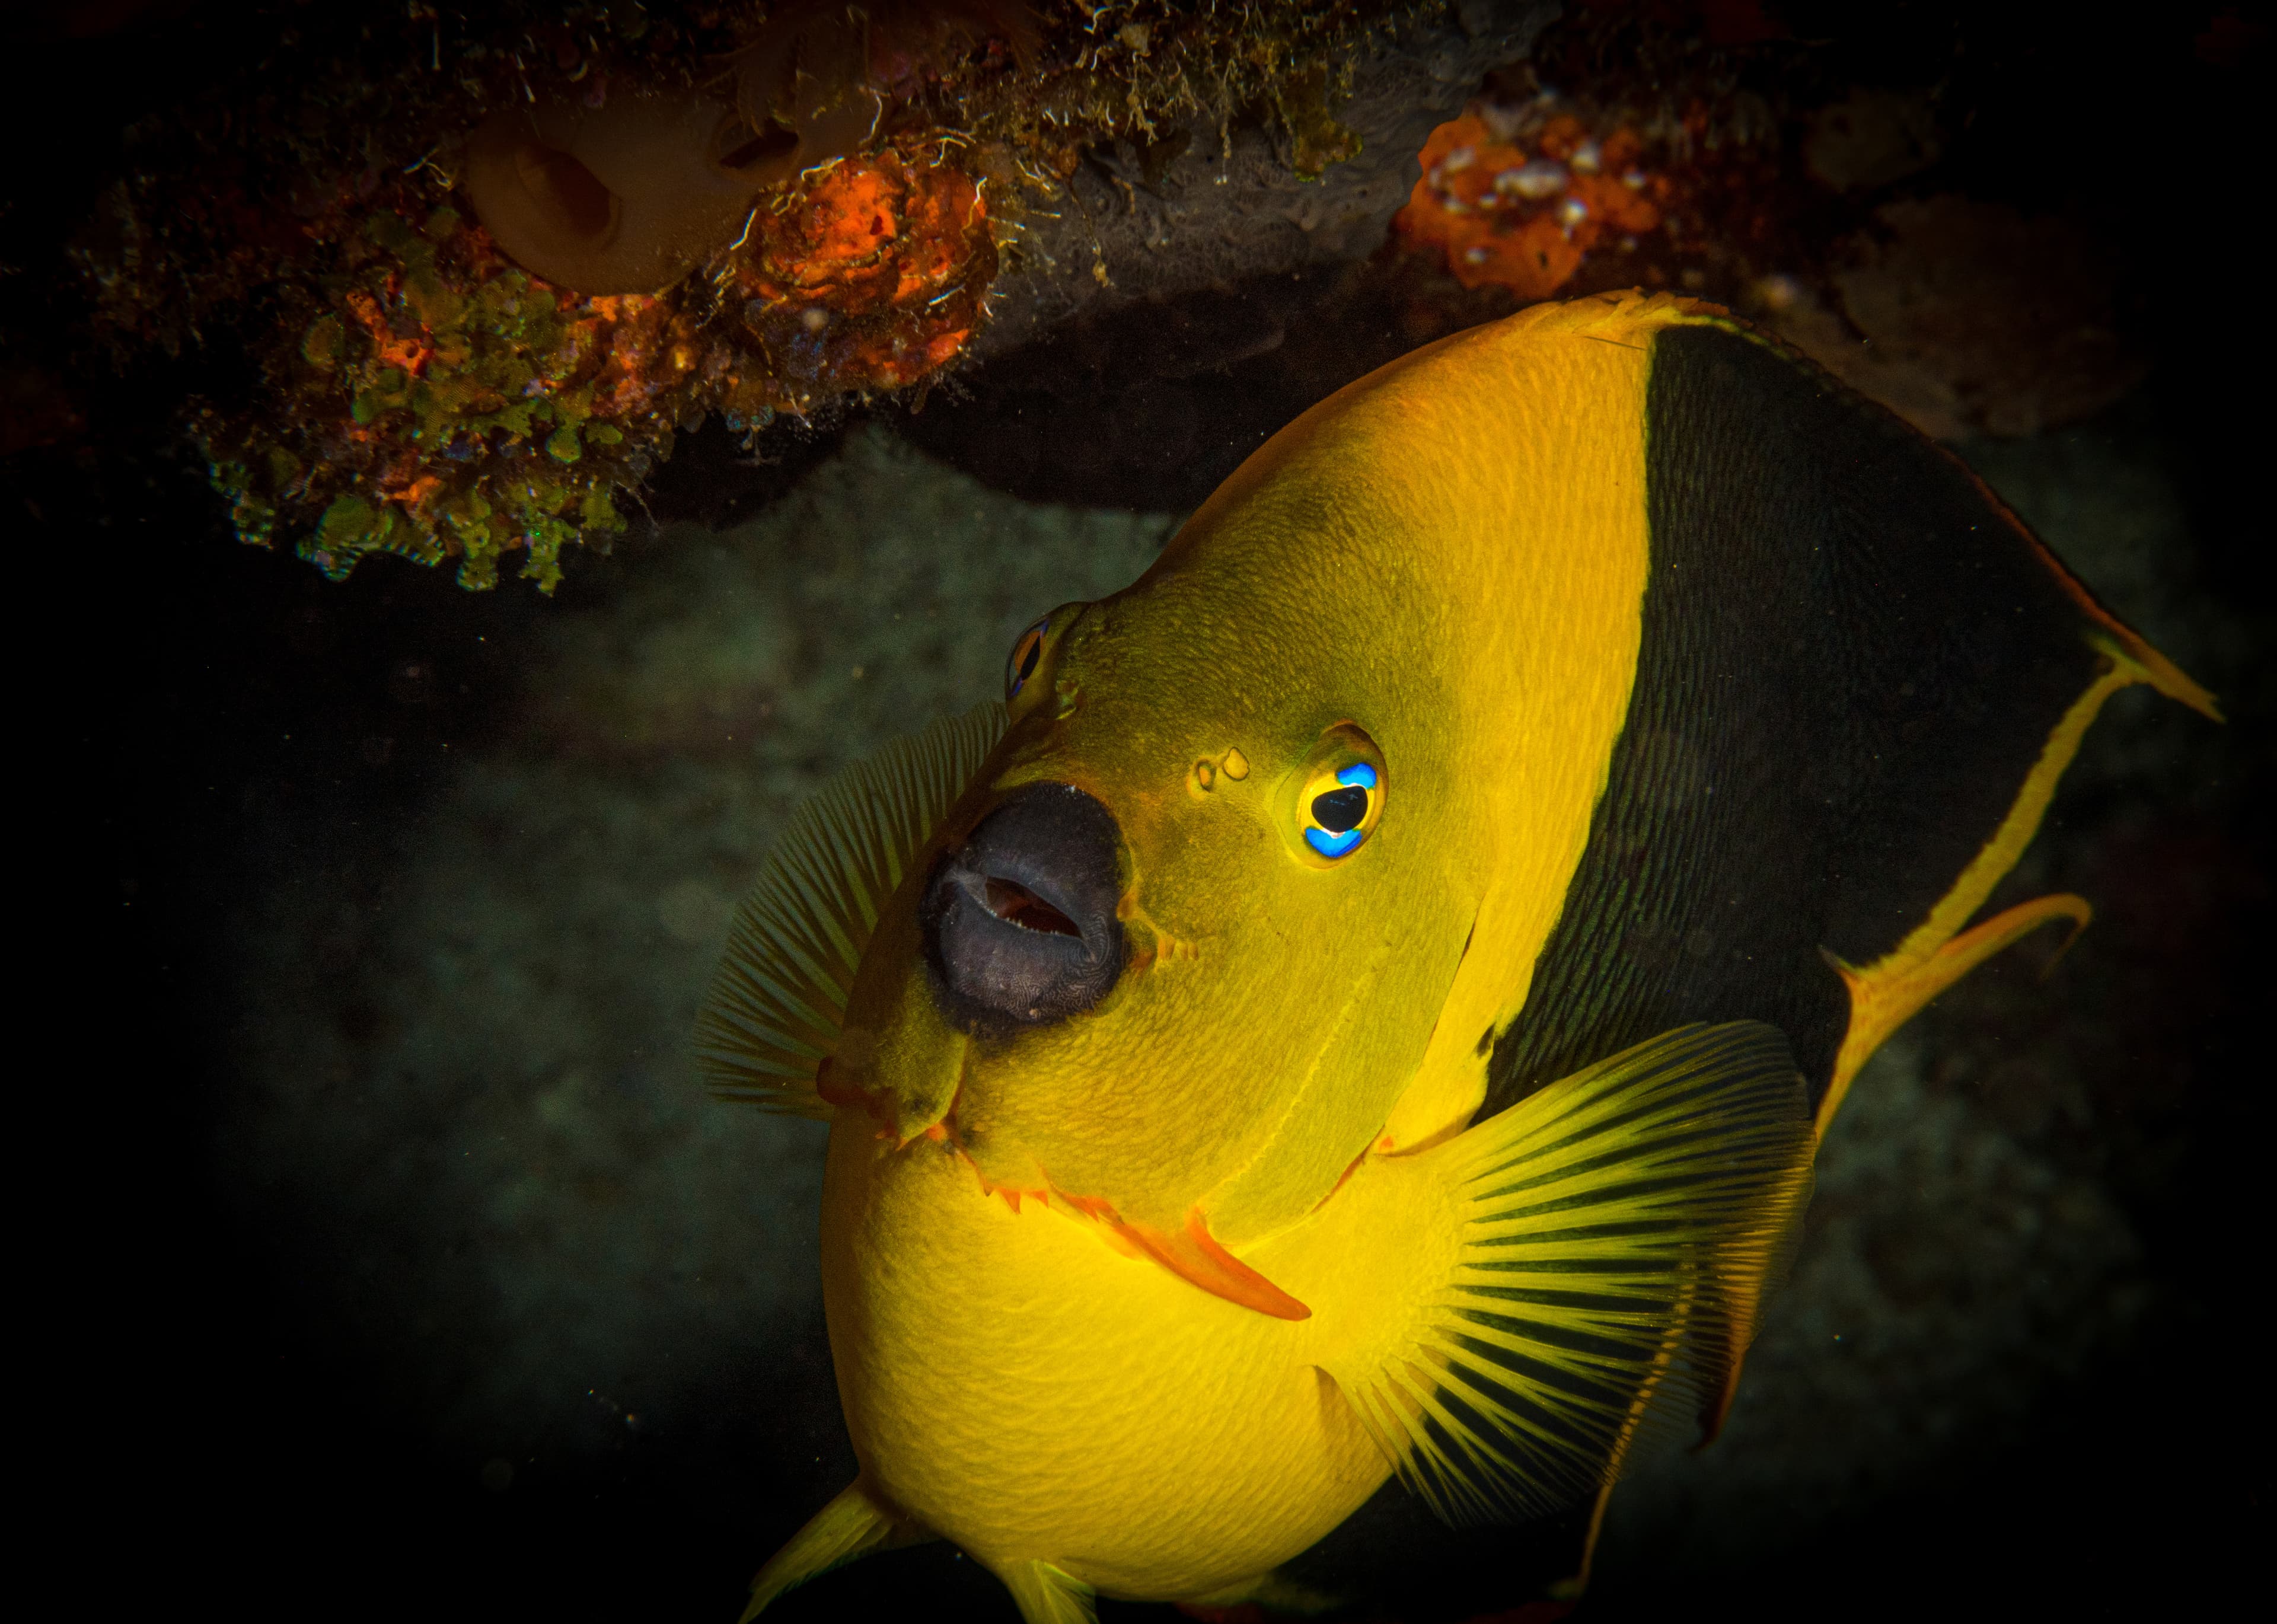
xmin=920 ymin=783 xmax=1125 ymax=1032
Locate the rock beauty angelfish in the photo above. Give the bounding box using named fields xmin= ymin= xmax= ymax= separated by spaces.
xmin=697 ymin=291 xmax=2215 ymax=1622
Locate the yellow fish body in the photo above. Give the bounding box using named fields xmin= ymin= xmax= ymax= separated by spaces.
xmin=699 ymin=292 xmax=2214 ymax=1620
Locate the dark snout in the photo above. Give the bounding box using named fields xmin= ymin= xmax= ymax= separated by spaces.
xmin=920 ymin=783 xmax=1125 ymax=1033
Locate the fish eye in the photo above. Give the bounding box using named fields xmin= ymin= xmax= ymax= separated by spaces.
xmin=1001 ymin=602 xmax=1092 ymax=717
xmin=1301 ymin=761 xmax=1380 ymax=858
xmin=1279 ymin=728 xmax=1385 ymax=866
xmin=1004 ymin=617 xmax=1050 ymax=701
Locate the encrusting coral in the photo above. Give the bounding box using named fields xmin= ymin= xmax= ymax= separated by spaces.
xmin=42 ymin=5 xmax=2164 ymax=592
xmin=198 ymin=134 xmax=996 ymax=593
xmin=68 ymin=1 xmax=1390 ymax=592
xmin=1396 ymin=107 xmax=1670 ymax=301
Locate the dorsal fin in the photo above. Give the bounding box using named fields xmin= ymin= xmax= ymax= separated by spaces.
xmin=696 ymin=701 xmax=1006 ymax=1115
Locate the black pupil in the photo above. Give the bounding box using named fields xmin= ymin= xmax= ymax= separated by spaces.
xmin=1017 ymin=634 xmax=1042 ymax=682
xmin=1311 ymin=785 xmax=1369 ymax=833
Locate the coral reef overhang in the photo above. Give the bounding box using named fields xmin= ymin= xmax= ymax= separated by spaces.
xmin=39 ymin=1 xmax=1550 ymax=592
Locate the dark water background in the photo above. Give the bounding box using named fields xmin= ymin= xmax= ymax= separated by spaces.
xmin=31 ymin=5 xmax=2272 ymax=1620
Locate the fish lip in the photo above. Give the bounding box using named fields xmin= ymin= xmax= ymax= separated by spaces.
xmin=919 ymin=783 xmax=1126 ymax=1035
xmin=943 ymin=848 xmax=1096 ymax=949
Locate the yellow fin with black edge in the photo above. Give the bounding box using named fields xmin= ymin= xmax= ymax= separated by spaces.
xmin=999 ymin=1561 xmax=1099 ymax=1624
xmin=740 ymin=1478 xmax=929 ymax=1621
xmin=697 ymin=701 xmax=1006 ymax=1116
xmin=1327 ymin=1023 xmax=1815 ymax=1527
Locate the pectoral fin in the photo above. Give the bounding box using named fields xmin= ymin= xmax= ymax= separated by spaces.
xmin=741 ymin=1478 xmax=929 ymax=1621
xmin=1323 ymin=1022 xmax=1814 ymax=1527
xmin=697 ymin=701 xmax=1007 ymax=1117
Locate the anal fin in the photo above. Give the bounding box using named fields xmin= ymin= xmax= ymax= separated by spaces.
xmin=1324 ymin=1023 xmax=1815 ymax=1529
xmin=741 ymin=1478 xmax=928 ymax=1621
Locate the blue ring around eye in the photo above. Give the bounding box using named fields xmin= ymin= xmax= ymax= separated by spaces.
xmin=1305 ymin=826 xmax=1364 ymax=859
xmin=1335 ymin=762 xmax=1377 ymax=790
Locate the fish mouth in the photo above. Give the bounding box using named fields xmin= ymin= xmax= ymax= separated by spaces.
xmin=963 ymin=873 xmax=1082 ymax=937
xmin=919 ymin=783 xmax=1126 ymax=1033
xmin=902 ymin=786 xmax=1307 ymax=1320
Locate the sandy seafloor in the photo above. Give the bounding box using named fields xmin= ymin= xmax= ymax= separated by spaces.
xmin=107 ymin=404 xmax=2259 ymax=1623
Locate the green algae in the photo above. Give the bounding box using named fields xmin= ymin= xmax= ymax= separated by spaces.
xmin=201 ymin=202 xmax=659 ymax=594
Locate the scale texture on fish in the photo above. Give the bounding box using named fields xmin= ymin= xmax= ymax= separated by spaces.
xmin=695 ymin=291 xmax=2214 ymax=1621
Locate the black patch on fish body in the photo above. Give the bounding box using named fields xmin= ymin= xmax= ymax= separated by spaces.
xmin=1484 ymin=322 xmax=2104 ymax=1116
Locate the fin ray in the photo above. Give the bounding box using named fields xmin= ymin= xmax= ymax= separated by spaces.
xmin=1333 ymin=1022 xmax=1814 ymax=1528
xmin=697 ymin=701 xmax=1006 ymax=1115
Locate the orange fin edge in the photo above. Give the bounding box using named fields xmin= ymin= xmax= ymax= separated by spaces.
xmin=1117 ymin=1207 xmax=1312 ymax=1322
